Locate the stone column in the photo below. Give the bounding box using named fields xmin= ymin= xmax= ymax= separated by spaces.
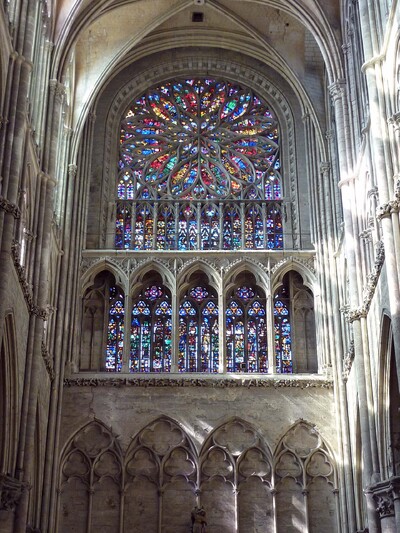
xmin=366 ymin=477 xmax=400 ymax=533
xmin=330 ymin=78 xmax=380 ymax=532
xmin=0 ymin=475 xmax=28 ymax=533
xmin=356 ymin=0 xmax=400 ymax=385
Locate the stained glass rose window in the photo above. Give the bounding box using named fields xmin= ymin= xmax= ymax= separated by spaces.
xmin=117 ymin=79 xmax=283 ymax=250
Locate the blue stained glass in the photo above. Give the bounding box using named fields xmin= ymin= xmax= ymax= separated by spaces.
xmin=117 ymin=78 xmax=283 ymax=251
xmin=236 ymin=287 xmax=255 ymax=301
xmin=190 ymin=286 xmax=209 ymax=302
xmin=274 ymin=293 xmax=292 ymax=373
xmin=226 ymin=286 xmax=267 ymax=372
xmin=179 ymin=286 xmax=219 ymax=372
xmin=106 ymin=286 xmax=124 ymax=372
xmin=130 ymin=284 xmax=172 ymax=373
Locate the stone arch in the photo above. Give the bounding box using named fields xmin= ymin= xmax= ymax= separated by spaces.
xmin=377 ymin=314 xmax=400 ymax=478
xmin=57 ymin=419 xmax=123 ymax=533
xmin=271 ymin=258 xmax=316 ymax=294
xmin=81 ymin=259 xmax=127 ymax=295
xmin=274 ymin=420 xmax=338 ymax=533
xmin=200 ymin=417 xmax=273 ymax=532
xmin=224 ymin=260 xmax=270 ymax=295
xmin=130 ymin=261 xmax=175 ymax=297
xmin=177 ymin=262 xmax=221 ymax=298
xmin=124 ymin=416 xmax=198 ymax=533
xmin=273 ymin=268 xmax=318 ymax=373
xmin=92 ymin=53 xmax=303 ymax=251
xmin=79 ymin=269 xmax=125 ymax=371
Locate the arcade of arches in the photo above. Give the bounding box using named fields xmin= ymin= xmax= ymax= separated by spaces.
xmin=0 ymin=1 xmax=399 ymax=532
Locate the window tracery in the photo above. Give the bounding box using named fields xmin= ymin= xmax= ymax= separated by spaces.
xmin=179 ymin=282 xmax=219 ymax=373
xmin=116 ymin=78 xmax=283 ymax=251
xmin=130 ymin=284 xmax=172 ymax=372
xmin=226 ymin=284 xmax=268 ymax=372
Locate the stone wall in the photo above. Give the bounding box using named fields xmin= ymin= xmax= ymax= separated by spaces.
xmin=59 ymin=379 xmax=337 ymax=532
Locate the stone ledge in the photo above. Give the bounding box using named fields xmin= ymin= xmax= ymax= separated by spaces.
xmin=64 ymin=374 xmax=333 ymax=389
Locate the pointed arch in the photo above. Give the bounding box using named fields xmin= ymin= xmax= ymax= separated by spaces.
xmin=125 ymin=416 xmax=198 ymax=532
xmin=274 ymin=420 xmax=338 ymax=533
xmin=200 ymin=417 xmax=273 ymax=532
xmin=57 ymin=420 xmax=123 ymax=533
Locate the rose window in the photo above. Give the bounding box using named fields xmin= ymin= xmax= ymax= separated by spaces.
xmin=116 ymin=79 xmax=283 ymax=250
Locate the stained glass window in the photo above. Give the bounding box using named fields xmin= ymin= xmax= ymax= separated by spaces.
xmin=130 ymin=285 xmax=172 ymax=372
xmin=116 ymin=79 xmax=283 ymax=250
xmin=106 ymin=285 xmax=124 ymax=371
xmin=179 ymin=285 xmax=219 ymax=372
xmin=274 ymin=285 xmax=292 ymax=373
xmin=226 ymin=286 xmax=268 ymax=372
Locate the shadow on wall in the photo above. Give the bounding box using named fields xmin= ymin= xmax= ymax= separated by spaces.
xmin=57 ymin=417 xmax=337 ymax=532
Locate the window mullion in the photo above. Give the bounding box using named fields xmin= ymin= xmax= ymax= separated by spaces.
xmin=171 ymin=286 xmax=179 ymax=372
xmin=218 ymin=284 xmax=225 ymax=373
xmin=122 ymin=292 xmax=131 ymax=372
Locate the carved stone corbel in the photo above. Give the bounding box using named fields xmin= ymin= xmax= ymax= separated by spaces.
xmin=0 ymin=474 xmax=29 ymax=511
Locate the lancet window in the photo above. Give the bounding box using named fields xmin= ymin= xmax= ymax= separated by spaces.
xmin=116 ymin=78 xmax=284 ymax=251
xmin=226 ymin=285 xmax=268 ymax=372
xmin=80 ymin=269 xmax=318 ymax=374
xmin=179 ymin=283 xmax=219 ymax=373
xmin=130 ymin=284 xmax=172 ymax=372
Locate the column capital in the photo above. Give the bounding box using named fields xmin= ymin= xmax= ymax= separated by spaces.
xmin=0 ymin=196 xmax=20 ymax=218
xmin=366 ymin=476 xmax=400 ymax=519
xmin=0 ymin=474 xmax=30 ymax=511
xmin=328 ymin=79 xmax=347 ymax=102
xmin=376 ymin=199 xmax=400 ymax=220
xmin=68 ymin=164 xmax=78 ymax=178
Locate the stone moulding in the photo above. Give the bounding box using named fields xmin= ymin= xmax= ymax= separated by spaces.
xmin=64 ymin=376 xmax=333 ymax=389
xmin=11 ymin=240 xmax=47 ymax=319
xmin=0 ymin=196 xmax=20 ymax=218
xmin=344 ymin=240 xmax=385 ymax=323
xmin=0 ymin=474 xmax=29 ymax=511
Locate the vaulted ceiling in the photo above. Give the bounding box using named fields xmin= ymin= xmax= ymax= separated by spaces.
xmin=51 ymin=0 xmax=344 ymax=133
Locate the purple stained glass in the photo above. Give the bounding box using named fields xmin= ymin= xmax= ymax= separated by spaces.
xmin=144 ymin=285 xmax=163 ymax=300
xmin=190 ymin=286 xmax=209 ymax=302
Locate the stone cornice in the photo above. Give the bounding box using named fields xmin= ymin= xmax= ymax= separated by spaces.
xmin=376 ymin=199 xmax=400 ymax=219
xmin=342 ymin=340 xmax=355 ymax=382
xmin=41 ymin=341 xmax=55 ymax=381
xmin=11 ymin=241 xmax=47 ymax=319
xmin=64 ymin=375 xmax=333 ymax=389
xmin=343 ymin=241 xmax=385 ymax=322
xmin=0 ymin=195 xmax=20 ymax=218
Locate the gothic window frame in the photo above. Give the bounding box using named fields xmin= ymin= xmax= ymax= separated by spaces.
xmin=115 ymin=77 xmax=285 ymax=252
xmin=100 ymin=60 xmax=298 ymax=250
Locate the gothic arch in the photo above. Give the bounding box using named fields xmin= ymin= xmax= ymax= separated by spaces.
xmin=57 ymin=419 xmax=123 ymax=533
xmin=274 ymin=419 xmax=338 ymax=532
xmin=124 ymin=416 xmax=198 ymax=532
xmin=377 ymin=314 xmax=400 ymax=478
xmin=200 ymin=417 xmax=273 ymax=532
xmin=271 ymin=258 xmax=316 ymax=294
xmin=224 ymin=260 xmax=270 ymax=295
xmin=81 ymin=259 xmax=127 ymax=295
xmin=177 ymin=262 xmax=221 ymax=296
xmin=130 ymin=261 xmax=175 ymax=297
